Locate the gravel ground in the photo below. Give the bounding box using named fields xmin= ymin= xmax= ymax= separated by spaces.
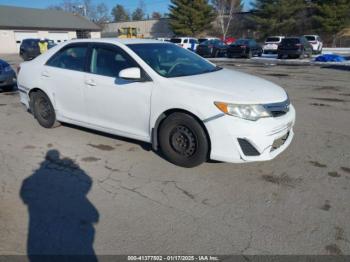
xmin=0 ymin=55 xmax=350 ymax=257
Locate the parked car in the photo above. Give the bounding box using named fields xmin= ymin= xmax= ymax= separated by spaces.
xmin=227 ymin=39 xmax=263 ymax=58
xmin=0 ymin=59 xmax=16 ymax=91
xmin=18 ymin=39 xmax=295 ymax=168
xmin=170 ymin=37 xmax=199 ymax=51
xmin=263 ymin=36 xmax=284 ymax=54
xmin=196 ymin=39 xmax=227 ymax=58
xmin=304 ymin=35 xmax=323 ymax=54
xmin=277 ymin=37 xmax=313 ymax=59
xmin=20 ymin=39 xmax=56 ymax=61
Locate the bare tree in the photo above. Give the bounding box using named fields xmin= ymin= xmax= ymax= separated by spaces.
xmin=212 ymin=0 xmax=243 ymax=39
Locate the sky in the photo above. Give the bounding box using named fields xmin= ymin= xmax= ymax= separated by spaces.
xmin=0 ymin=0 xmax=254 ymax=14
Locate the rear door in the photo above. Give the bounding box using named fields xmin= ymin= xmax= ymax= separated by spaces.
xmin=41 ymin=43 xmax=89 ymax=122
xmin=83 ymin=43 xmax=153 ymax=140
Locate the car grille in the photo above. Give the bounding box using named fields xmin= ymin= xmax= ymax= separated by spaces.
xmin=271 ymin=132 xmax=290 ymax=152
xmin=263 ymin=98 xmax=290 ymax=118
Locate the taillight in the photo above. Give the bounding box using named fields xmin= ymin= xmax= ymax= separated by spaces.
xmin=17 ymin=65 xmax=21 ymax=74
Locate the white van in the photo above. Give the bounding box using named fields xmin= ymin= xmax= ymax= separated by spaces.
xmin=170 ymin=37 xmax=199 ymax=51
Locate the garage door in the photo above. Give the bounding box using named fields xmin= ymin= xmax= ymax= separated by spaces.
xmin=48 ymin=32 xmax=69 ymax=44
xmin=14 ymin=31 xmax=38 ymax=52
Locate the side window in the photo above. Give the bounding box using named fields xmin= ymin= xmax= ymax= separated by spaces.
xmin=47 ymin=45 xmax=88 ymax=72
xmin=184 ymin=39 xmax=188 ymax=43
xmin=89 ymin=46 xmax=138 ymax=78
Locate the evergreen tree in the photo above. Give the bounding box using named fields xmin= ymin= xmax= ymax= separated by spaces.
xmin=312 ymin=0 xmax=350 ymax=46
xmin=111 ymin=4 xmax=129 ymax=22
xmin=169 ymin=0 xmax=215 ymax=36
xmin=251 ymin=0 xmax=307 ymax=37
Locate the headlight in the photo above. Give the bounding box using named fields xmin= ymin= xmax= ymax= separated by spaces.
xmin=4 ymin=66 xmax=13 ymax=72
xmin=214 ymin=102 xmax=271 ymax=121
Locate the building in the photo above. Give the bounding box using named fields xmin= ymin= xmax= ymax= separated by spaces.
xmin=102 ymin=18 xmax=173 ymax=39
xmin=0 ymin=5 xmax=101 ymax=54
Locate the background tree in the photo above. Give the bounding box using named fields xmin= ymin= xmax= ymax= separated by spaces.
xmin=95 ymin=3 xmax=110 ymax=23
xmin=212 ymin=0 xmax=243 ymax=39
xmin=250 ymin=0 xmax=307 ymax=38
xmin=111 ymin=4 xmax=130 ymax=22
xmin=132 ymin=8 xmax=145 ymax=20
xmin=169 ymin=0 xmax=215 ymax=36
xmin=132 ymin=0 xmax=146 ymax=20
xmin=312 ymin=0 xmax=350 ymax=46
xmin=152 ymin=12 xmax=162 ymax=19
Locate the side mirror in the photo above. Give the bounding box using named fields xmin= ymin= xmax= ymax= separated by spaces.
xmin=118 ymin=67 xmax=141 ymax=80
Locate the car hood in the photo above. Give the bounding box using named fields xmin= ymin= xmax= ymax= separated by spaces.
xmin=171 ymin=68 xmax=288 ymax=104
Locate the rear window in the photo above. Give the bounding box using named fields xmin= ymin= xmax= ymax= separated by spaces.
xmin=281 ymin=38 xmax=300 ymax=45
xmin=170 ymin=38 xmax=182 ymax=44
xmin=266 ymin=37 xmax=280 ymax=43
xmin=305 ymin=36 xmax=316 ymax=41
xmin=198 ymin=38 xmax=207 ymax=43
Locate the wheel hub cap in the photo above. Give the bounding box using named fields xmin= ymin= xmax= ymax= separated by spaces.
xmin=170 ymin=126 xmax=197 ymax=157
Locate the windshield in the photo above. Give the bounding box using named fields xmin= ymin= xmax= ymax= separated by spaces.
xmin=282 ymin=38 xmax=300 ymax=45
xmin=266 ymin=37 xmax=280 ymax=43
xmin=128 ymin=43 xmax=221 ymax=78
xmin=233 ymin=39 xmax=249 ymax=45
xmin=170 ymin=38 xmax=182 ymax=44
xmin=305 ymin=36 xmax=316 ymax=41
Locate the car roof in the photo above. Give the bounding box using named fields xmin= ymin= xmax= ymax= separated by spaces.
xmin=68 ymin=38 xmax=164 ymax=45
xmin=0 ymin=59 xmax=9 ymax=66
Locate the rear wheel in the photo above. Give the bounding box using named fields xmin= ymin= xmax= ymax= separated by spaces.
xmin=159 ymin=112 xmax=209 ymax=168
xmin=31 ymin=91 xmax=60 ymax=128
xmin=247 ymin=50 xmax=252 ymax=59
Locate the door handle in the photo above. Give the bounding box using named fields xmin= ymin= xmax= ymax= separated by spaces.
xmin=85 ymin=79 xmax=96 ymax=86
xmin=41 ymin=71 xmax=50 ymax=77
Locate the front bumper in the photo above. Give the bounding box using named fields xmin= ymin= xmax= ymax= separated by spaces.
xmin=278 ymin=49 xmax=302 ymax=56
xmin=0 ymin=71 xmax=16 ymax=87
xmin=227 ymin=49 xmax=246 ymax=57
xmin=205 ymin=105 xmax=296 ymax=163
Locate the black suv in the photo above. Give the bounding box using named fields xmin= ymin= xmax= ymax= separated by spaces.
xmin=227 ymin=39 xmax=263 ymax=58
xmin=277 ymin=37 xmax=313 ymax=59
xmin=20 ymin=39 xmax=55 ymax=61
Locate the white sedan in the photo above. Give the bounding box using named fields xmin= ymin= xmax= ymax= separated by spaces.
xmin=18 ymin=39 xmax=295 ymax=167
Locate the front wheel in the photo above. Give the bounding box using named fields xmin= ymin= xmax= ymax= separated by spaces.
xmin=31 ymin=91 xmax=60 ymax=128
xmin=159 ymin=113 xmax=209 ymax=168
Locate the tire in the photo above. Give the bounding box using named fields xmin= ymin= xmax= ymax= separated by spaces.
xmin=158 ymin=112 xmax=209 ymax=168
xmin=247 ymin=50 xmax=252 ymax=59
xmin=212 ymin=49 xmax=218 ymax=58
xmin=299 ymin=49 xmax=305 ymax=59
xmin=227 ymin=53 xmax=233 ymax=58
xmin=31 ymin=91 xmax=60 ymax=128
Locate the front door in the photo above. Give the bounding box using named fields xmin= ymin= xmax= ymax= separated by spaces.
xmin=84 ymin=44 xmax=153 ymax=141
xmin=41 ymin=43 xmax=89 ymax=122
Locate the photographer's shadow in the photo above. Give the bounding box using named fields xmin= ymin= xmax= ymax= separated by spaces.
xmin=20 ymin=150 xmax=99 ymax=262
